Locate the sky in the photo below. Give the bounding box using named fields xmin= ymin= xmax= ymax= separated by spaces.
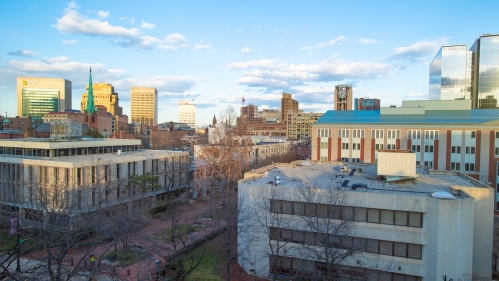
xmin=0 ymin=1 xmax=497 ymax=126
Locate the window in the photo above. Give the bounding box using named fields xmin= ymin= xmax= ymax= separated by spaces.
xmin=394 ymin=242 xmax=407 ymax=257
xmin=320 ymin=156 xmax=328 ymax=161
xmin=470 ymin=131 xmax=476 ymax=138
xmin=465 ymin=163 xmax=475 ymax=172
xmin=91 ymin=188 xmax=96 ymax=205
xmin=293 ymin=202 xmax=304 ymax=216
xmin=411 ymin=145 xmax=421 ymax=152
xmin=408 ymin=213 xmax=422 ymax=227
xmin=352 ymin=129 xmax=365 ymax=139
xmin=379 ymin=241 xmax=393 ymax=256
xmin=394 ymin=211 xmax=408 ymax=226
xmin=116 ymin=164 xmax=120 ymax=179
xmin=387 ymin=144 xmax=396 ymax=150
xmin=320 ymin=142 xmax=328 ymax=149
xmin=408 ymin=130 xmax=421 ymax=140
xmin=342 ymin=143 xmax=349 ymax=150
xmin=339 ymin=129 xmax=350 ymax=138
xmin=450 ymin=162 xmax=461 ymax=170
xmin=380 ymin=210 xmax=393 ymax=224
xmin=496 ymin=131 xmax=499 ymax=139
xmin=318 ymin=129 xmax=331 ymax=138
xmin=424 ymin=145 xmax=434 ymax=153
xmin=367 ymin=209 xmax=379 ymax=223
xmin=282 ymin=201 xmax=293 ymax=215
xmin=424 ymin=161 xmax=433 ymax=168
xmin=465 ymin=146 xmax=476 ymax=154
xmin=371 ymin=129 xmax=384 ymax=139
xmin=375 ymin=144 xmax=384 ymax=150
xmin=387 ymin=129 xmax=400 ymax=139
xmin=496 ymin=147 xmax=499 ymax=156
xmin=77 ymin=168 xmax=82 ymax=186
xmin=352 ymin=143 xmax=361 ymax=150
xmin=451 ymin=146 xmax=461 ymax=154
xmin=425 ymin=130 xmax=439 ymax=140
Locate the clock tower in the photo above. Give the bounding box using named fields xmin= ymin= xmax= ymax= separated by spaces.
xmin=334 ymin=84 xmax=353 ymax=110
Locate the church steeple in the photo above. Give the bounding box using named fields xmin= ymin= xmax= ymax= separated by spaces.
xmin=86 ymin=67 xmax=95 ymax=115
xmin=212 ymin=114 xmax=217 ymax=127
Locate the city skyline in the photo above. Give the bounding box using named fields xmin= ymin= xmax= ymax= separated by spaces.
xmin=0 ymin=1 xmax=497 ymax=125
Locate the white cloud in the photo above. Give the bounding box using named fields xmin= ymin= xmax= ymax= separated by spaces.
xmin=390 ymin=38 xmax=448 ymax=60
xmin=241 ymin=47 xmax=252 ymax=54
xmin=192 ymin=40 xmax=211 ymax=50
xmin=196 ymin=77 xmax=210 ymax=82
xmin=159 ymin=33 xmax=189 ymax=50
xmin=62 ymin=39 xmax=79 ymax=45
xmin=116 ymin=76 xmax=194 ymax=93
xmin=357 ymin=37 xmax=381 ymax=44
xmin=226 ymin=59 xmax=281 ymax=69
xmin=141 ymin=20 xmax=155 ymax=29
xmin=119 ymin=16 xmax=127 ymax=20
xmin=130 ymin=17 xmax=135 ymax=24
xmin=300 ymin=36 xmax=346 ymax=50
xmin=97 ymin=10 xmax=110 ymax=19
xmin=8 ymin=50 xmax=37 ymax=57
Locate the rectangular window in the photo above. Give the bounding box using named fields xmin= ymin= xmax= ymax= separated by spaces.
xmin=342 ymin=143 xmax=349 ymax=150
xmin=317 ymin=204 xmax=328 ymax=218
xmin=367 ymin=209 xmax=379 ymax=223
xmin=329 ymin=205 xmax=341 ymax=219
xmin=116 ymin=164 xmax=120 ymax=179
xmin=407 ymin=244 xmax=422 ymax=259
xmin=341 ymin=206 xmax=354 ymax=221
xmin=372 ymin=129 xmax=384 ymax=139
xmin=408 ymin=213 xmax=422 ymax=227
xmin=425 ymin=130 xmax=439 ymax=140
xmin=470 ymin=131 xmax=476 ymax=138
xmin=411 ymin=145 xmax=421 ymax=152
xmin=271 ymin=200 xmax=282 ymax=213
xmin=320 ymin=142 xmax=328 ymax=149
xmin=282 ymin=201 xmax=293 ymax=215
xmin=496 ymin=147 xmax=499 ymax=156
xmin=366 ymin=239 xmax=379 ymax=254
xmin=408 ymin=130 xmax=421 ymax=140
xmin=424 ymin=145 xmax=434 ymax=153
xmin=293 ymin=202 xmax=304 ymax=216
xmin=387 ymin=129 xmax=400 ymax=139
xmin=91 ymin=188 xmax=96 ymax=205
xmin=496 ymin=131 xmax=499 ymax=139
xmin=379 ymin=241 xmax=393 ymax=256
xmin=465 ymin=146 xmax=476 ymax=154
xmin=305 ymin=203 xmax=316 ymax=217
xmin=375 ymin=144 xmax=384 ymax=150
xmin=380 ymin=210 xmax=394 ymax=225
xmin=394 ymin=211 xmax=408 ymax=226
xmin=394 ymin=242 xmax=407 ymax=257
xmin=320 ymin=156 xmax=328 ymax=161
xmin=339 ymin=129 xmax=350 ymax=138
xmin=465 ymin=163 xmax=475 ymax=172
xmin=77 ymin=168 xmax=82 ymax=186
xmin=352 ymin=129 xmax=365 ymax=139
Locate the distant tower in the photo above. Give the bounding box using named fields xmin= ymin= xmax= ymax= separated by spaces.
xmin=86 ymin=67 xmax=96 ymax=115
xmin=212 ymin=114 xmax=217 ymax=127
xmin=281 ymin=92 xmax=299 ymax=124
xmin=334 ymin=84 xmax=353 ymax=110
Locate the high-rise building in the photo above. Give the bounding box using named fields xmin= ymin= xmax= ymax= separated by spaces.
xmin=356 ymin=98 xmax=381 ymax=110
xmin=131 ymin=87 xmax=158 ymax=126
xmin=286 ymin=112 xmax=323 ymax=140
xmin=241 ymin=104 xmax=258 ymax=118
xmin=81 ymin=82 xmax=123 ymax=115
xmin=470 ymin=34 xmax=499 ymax=108
xmin=17 ymin=77 xmax=72 ymax=120
xmin=334 ymin=84 xmax=353 ymax=110
xmin=259 ymin=109 xmax=281 ymax=124
xmin=281 ymin=93 xmax=299 ymax=124
xmin=178 ymin=100 xmax=196 ymax=128
xmin=429 ymin=45 xmax=472 ymax=101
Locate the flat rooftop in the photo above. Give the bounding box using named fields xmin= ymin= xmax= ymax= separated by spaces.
xmin=0 ymin=138 xmax=141 ymax=149
xmin=242 ymin=162 xmax=488 ymax=199
xmin=0 ymin=149 xmax=188 ymax=166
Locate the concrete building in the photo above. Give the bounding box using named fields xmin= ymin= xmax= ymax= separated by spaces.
xmin=281 ymin=93 xmax=299 ymax=124
xmin=311 ymin=99 xmax=499 ymax=210
xmin=0 ymin=138 xmax=190 ymax=224
xmin=286 ymin=112 xmax=323 ymax=140
xmin=259 ymin=109 xmax=281 ymax=124
xmin=17 ymin=77 xmax=72 ymax=120
xmin=131 ymin=87 xmax=158 ymax=126
xmin=238 ymin=160 xmax=494 ymax=280
xmin=241 ymin=104 xmax=259 ymax=118
xmin=81 ymin=82 xmax=123 ymax=115
xmin=356 ymin=98 xmax=381 ymax=110
xmin=43 ymin=111 xmax=84 ymax=124
xmin=178 ymin=100 xmax=196 ymax=129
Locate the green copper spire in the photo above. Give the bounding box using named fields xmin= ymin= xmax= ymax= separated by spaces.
xmin=86 ymin=67 xmax=95 ymax=115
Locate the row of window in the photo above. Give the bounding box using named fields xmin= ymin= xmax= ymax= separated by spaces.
xmin=270 ymin=227 xmax=423 ymax=259
xmin=269 ymin=255 xmax=421 ymax=281
xmin=317 ymin=129 xmax=490 ymax=141
xmin=270 ymin=200 xmax=423 ymax=228
xmin=450 ymin=162 xmax=475 ymax=172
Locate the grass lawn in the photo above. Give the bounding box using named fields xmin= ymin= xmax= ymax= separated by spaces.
xmin=156 ymin=224 xmax=202 ymax=243
xmin=185 ymin=239 xmax=224 ymax=281
xmin=0 ymin=232 xmax=36 ymax=251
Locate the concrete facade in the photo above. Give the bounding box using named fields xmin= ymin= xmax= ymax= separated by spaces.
xmin=17 ymin=77 xmax=72 ymax=118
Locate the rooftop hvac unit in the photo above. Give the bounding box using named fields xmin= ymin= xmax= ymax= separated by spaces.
xmin=274 ymin=176 xmax=281 ymax=186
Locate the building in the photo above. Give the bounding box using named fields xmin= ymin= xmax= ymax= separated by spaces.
xmin=0 ymin=137 xmax=190 ymax=224
xmin=17 ymin=77 xmax=72 ymax=121
xmin=82 ymin=69 xmax=113 ymax=135
xmin=81 ymin=82 xmax=123 ymax=115
xmin=259 ymin=109 xmax=281 ymax=124
xmin=429 ymin=45 xmax=471 ymax=101
xmin=281 ymin=93 xmax=299 ymax=124
xmin=241 ymin=104 xmax=258 ymax=118
xmin=286 ymin=112 xmax=323 ymax=140
xmin=238 ymin=160 xmax=493 ymax=280
xmin=470 ymin=34 xmax=499 ymax=109
xmin=150 ymin=122 xmax=193 ymax=149
xmin=311 ymin=99 xmax=499 ymax=210
xmin=43 ymin=111 xmax=84 ymax=124
xmin=178 ymin=100 xmax=196 ymax=129
xmin=356 ymin=98 xmax=381 ymax=110
xmin=334 ymin=84 xmax=353 ymax=110
xmin=131 ymin=87 xmax=158 ymax=126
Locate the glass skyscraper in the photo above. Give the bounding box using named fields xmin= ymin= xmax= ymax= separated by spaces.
xmin=429 ymin=45 xmax=471 ymax=101
xmin=21 ymin=88 xmax=60 ymax=120
xmin=470 ymin=34 xmax=499 ymax=108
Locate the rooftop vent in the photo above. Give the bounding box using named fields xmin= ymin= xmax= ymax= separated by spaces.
xmin=274 ymin=176 xmax=281 ymax=186
xmin=431 ymin=191 xmax=456 ymax=200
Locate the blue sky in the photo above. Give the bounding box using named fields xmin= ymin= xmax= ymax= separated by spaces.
xmin=1 ymin=1 xmax=497 ymax=126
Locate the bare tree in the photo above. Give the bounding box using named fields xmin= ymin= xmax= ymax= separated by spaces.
xmin=195 ymin=105 xmax=253 ymax=281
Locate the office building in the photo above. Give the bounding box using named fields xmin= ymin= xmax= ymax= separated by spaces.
xmin=429 ymin=45 xmax=472 ymax=101
xmin=131 ymin=87 xmax=158 ymax=126
xmin=470 ymin=34 xmax=499 ymax=108
xmin=311 ymin=99 xmax=499 ymax=210
xmin=0 ymin=136 xmax=190 ymax=224
xmin=281 ymin=93 xmax=299 ymax=124
xmin=286 ymin=112 xmax=323 ymax=140
xmin=259 ymin=109 xmax=281 ymax=124
xmin=81 ymin=82 xmax=123 ymax=115
xmin=356 ymin=98 xmax=381 ymax=110
xmin=238 ymin=160 xmax=493 ymax=280
xmin=17 ymin=77 xmax=72 ymax=120
xmin=334 ymin=84 xmax=353 ymax=110
xmin=241 ymin=104 xmax=258 ymax=118
xmin=178 ymin=100 xmax=196 ymax=129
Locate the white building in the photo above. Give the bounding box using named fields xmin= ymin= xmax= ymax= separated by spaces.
xmin=178 ymin=100 xmax=196 ymax=129
xmin=0 ymin=138 xmax=190 ymax=223
xmin=238 ymin=155 xmax=494 ymax=280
